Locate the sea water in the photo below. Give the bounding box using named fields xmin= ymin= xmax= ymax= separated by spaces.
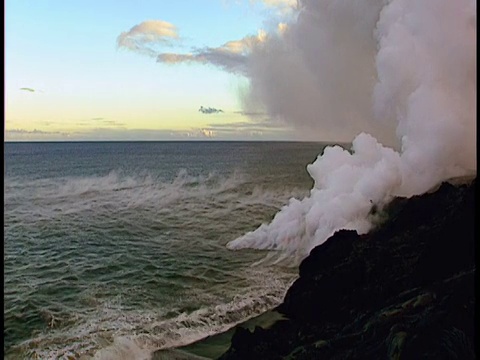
xmin=4 ymin=141 xmax=328 ymax=359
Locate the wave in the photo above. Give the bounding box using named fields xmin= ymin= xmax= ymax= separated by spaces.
xmin=6 ymin=267 xmax=296 ymax=360
xmin=5 ymin=169 xmax=244 ymax=209
xmin=4 ymin=167 xmax=306 ymax=358
xmin=4 ymin=169 xmax=306 ymax=223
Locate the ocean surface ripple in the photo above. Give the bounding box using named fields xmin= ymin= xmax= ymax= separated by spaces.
xmin=4 ymin=141 xmax=325 ymax=359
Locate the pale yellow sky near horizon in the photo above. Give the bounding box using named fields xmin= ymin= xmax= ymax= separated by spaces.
xmin=5 ymin=1 xmax=298 ymax=141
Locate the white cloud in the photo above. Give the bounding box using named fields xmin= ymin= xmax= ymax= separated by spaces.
xmin=156 ymin=30 xmax=268 ymax=74
xmin=260 ymin=0 xmax=297 ymax=8
xmin=117 ymin=20 xmax=179 ymax=57
xmin=117 ymin=20 xmax=286 ymax=75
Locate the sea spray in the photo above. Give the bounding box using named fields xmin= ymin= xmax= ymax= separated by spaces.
xmin=5 ymin=142 xmax=318 ymax=358
xmin=7 ymin=267 xmax=295 ymax=359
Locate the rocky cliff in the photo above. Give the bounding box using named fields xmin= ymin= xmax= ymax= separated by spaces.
xmin=219 ymin=180 xmax=476 ymax=359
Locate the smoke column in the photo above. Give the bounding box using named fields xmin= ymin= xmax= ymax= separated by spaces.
xmin=227 ymin=0 xmax=476 ymax=262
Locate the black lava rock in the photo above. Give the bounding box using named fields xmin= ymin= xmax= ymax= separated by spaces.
xmin=219 ymin=180 xmax=476 ymax=359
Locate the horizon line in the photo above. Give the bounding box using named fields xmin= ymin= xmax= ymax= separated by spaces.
xmin=4 ymin=139 xmax=345 ymax=144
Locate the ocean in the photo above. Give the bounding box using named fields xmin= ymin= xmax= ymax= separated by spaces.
xmin=4 ymin=141 xmax=329 ymax=359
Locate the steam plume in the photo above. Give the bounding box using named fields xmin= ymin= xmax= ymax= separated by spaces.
xmin=227 ymin=0 xmax=476 ymax=262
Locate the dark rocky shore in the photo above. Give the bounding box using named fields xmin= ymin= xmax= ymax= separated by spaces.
xmin=219 ymin=179 xmax=476 ymax=359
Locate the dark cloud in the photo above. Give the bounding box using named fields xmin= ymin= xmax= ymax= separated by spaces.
xmin=6 ymin=128 xmax=69 ymax=136
xmin=158 ymin=49 xmax=249 ymax=75
xmin=199 ymin=106 xmax=224 ymax=114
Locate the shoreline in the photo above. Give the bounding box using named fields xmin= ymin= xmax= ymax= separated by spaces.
xmin=156 ymin=176 xmax=476 ymax=360
xmin=152 ymin=310 xmax=287 ymax=360
xmin=219 ymin=180 xmax=476 ymax=358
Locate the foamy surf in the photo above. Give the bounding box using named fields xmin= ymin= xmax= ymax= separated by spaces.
xmin=6 ymin=267 xmax=296 ymax=360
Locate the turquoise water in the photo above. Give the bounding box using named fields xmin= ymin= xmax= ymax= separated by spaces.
xmin=4 ymin=141 xmax=327 ymax=359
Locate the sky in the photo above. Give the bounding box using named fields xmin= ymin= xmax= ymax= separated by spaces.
xmin=5 ymin=0 xmax=298 ymax=141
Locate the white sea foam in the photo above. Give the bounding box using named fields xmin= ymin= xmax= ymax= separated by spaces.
xmin=5 ymin=170 xmax=242 ymax=218
xmin=5 ymin=169 xmax=305 ymax=232
xmin=8 ymin=267 xmax=296 ymax=360
xmin=5 ymin=160 xmax=310 ymax=359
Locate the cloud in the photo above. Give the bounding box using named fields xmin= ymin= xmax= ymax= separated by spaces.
xmin=71 ymin=127 xmax=219 ymax=140
xmin=117 ymin=20 xmax=179 ymax=57
xmin=207 ymin=119 xmax=287 ymax=130
xmin=118 ymin=20 xmax=291 ymax=76
xmin=158 ymin=50 xmax=247 ymax=74
xmin=38 ymin=121 xmax=54 ymax=126
xmin=157 ymin=31 xmax=267 ymax=74
xmin=5 ymin=122 xmax=293 ymax=141
xmin=76 ymin=118 xmax=126 ymax=127
xmin=196 ymin=118 xmax=292 ymax=139
xmin=19 ymin=87 xmax=45 ymax=93
xmin=199 ymin=106 xmax=224 ymax=114
xmin=91 ymin=118 xmax=126 ymax=127
xmin=251 ymin=0 xmax=298 ymax=14
xmin=250 ymin=0 xmax=298 ymax=16
xmin=117 ymin=20 xmax=259 ymax=72
xmin=200 ymin=122 xmax=291 ymax=139
xmin=8 ymin=128 xmax=51 ymax=134
xmin=260 ymin=0 xmax=297 ymax=8
xmin=100 ymin=120 xmax=126 ymax=127
xmin=6 ymin=128 xmax=70 ymax=137
xmin=200 ymin=129 xmax=215 ymax=137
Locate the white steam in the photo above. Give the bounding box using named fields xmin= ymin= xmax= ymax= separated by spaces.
xmin=227 ymin=0 xmax=476 ymax=261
